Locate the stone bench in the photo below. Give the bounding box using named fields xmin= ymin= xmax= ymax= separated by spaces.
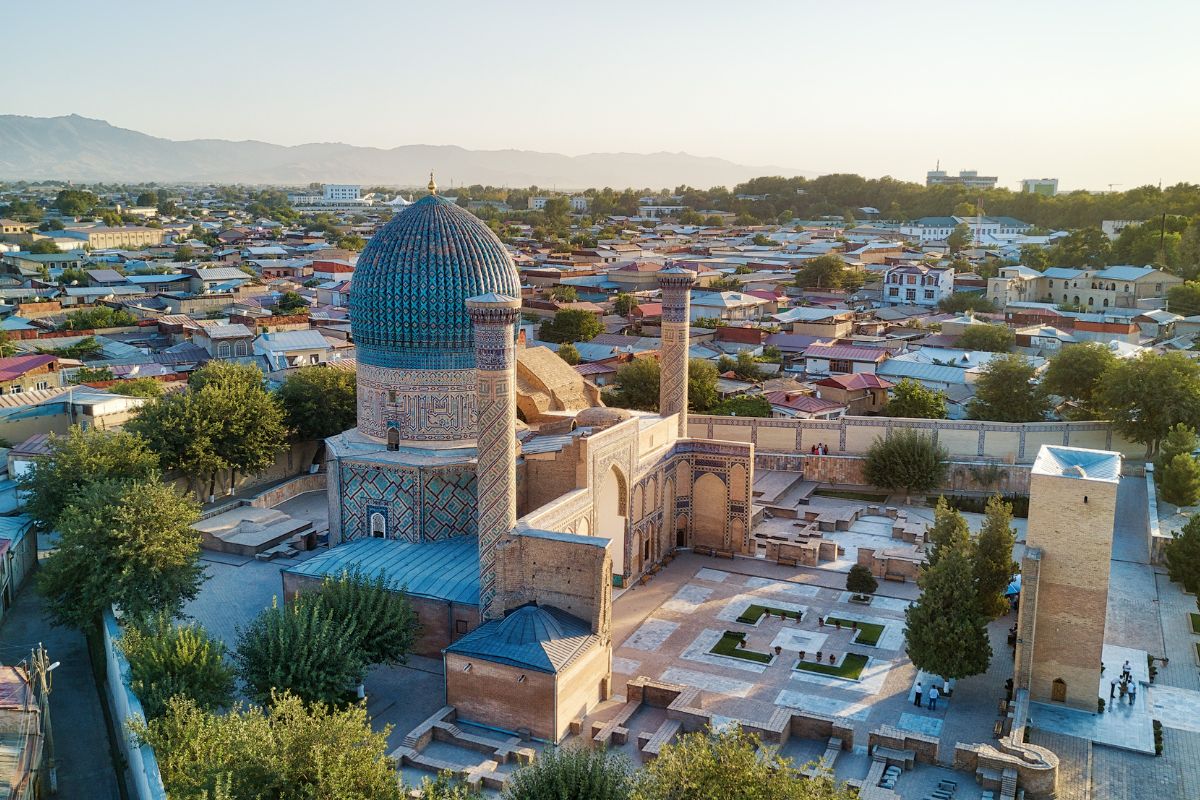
xmin=871 ymin=745 xmax=916 ymax=770
xmin=802 ymin=736 xmax=843 ymax=777
xmin=591 ymin=702 xmax=639 ymax=747
xmin=637 ymin=718 xmax=682 ymax=759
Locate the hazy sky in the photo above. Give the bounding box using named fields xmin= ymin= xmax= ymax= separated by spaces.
xmin=7 ymin=0 xmax=1198 ymax=190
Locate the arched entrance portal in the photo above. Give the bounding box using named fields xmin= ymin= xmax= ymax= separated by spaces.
xmin=692 ymin=473 xmax=727 ymax=550
xmin=596 ymin=465 xmax=628 ymax=580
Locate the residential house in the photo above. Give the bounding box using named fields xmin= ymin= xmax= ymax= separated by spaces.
xmin=772 ymin=306 xmax=854 ymax=338
xmin=253 ymin=329 xmax=335 ymax=371
xmin=764 ymin=390 xmax=846 ymax=420
xmin=882 ymin=264 xmax=954 ymax=308
xmin=193 ymin=323 xmax=255 ymax=360
xmin=0 ymin=355 xmax=62 ymax=395
xmin=813 ymin=373 xmax=894 ymax=415
xmin=689 ymin=290 xmax=769 ymax=323
xmin=802 ymin=343 xmax=890 ymax=376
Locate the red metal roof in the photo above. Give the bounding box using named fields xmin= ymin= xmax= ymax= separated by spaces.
xmin=815 ymin=373 xmax=894 ymax=391
xmin=802 ymin=344 xmax=889 ymax=362
xmin=0 ymin=355 xmax=56 ymax=383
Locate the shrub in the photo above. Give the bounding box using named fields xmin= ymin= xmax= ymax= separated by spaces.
xmin=931 ymin=493 xmax=1030 ymax=518
xmin=503 ymin=745 xmax=630 ymax=800
xmin=120 ymin=613 xmax=235 ymax=720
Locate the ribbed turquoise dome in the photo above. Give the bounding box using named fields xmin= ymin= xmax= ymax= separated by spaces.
xmin=351 ymin=195 xmax=521 ymax=370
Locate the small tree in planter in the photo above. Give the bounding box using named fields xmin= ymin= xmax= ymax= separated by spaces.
xmin=847 ymin=564 xmax=879 ymax=603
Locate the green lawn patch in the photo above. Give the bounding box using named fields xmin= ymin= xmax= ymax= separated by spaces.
xmin=813 ymin=489 xmax=889 ymax=503
xmin=794 ymin=652 xmax=869 ymax=680
xmin=710 ymin=631 xmax=773 ymax=664
xmin=1190 ymin=613 xmax=1200 ymax=635
xmin=824 ymin=617 xmax=885 ymax=647
xmin=736 ymin=604 xmax=802 ymax=625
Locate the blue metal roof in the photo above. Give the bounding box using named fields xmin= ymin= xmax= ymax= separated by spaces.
xmin=444 ymin=604 xmax=598 ymax=673
xmin=283 ymin=536 xmax=480 ymax=605
xmin=1093 ymin=265 xmax=1156 ymax=281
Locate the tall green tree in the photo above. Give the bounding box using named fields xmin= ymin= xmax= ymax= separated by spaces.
xmin=710 ymin=395 xmax=772 ymax=417
xmin=632 ymin=726 xmax=854 ymax=800
xmin=38 ymin=478 xmax=203 ymax=629
xmin=1160 ymin=453 xmax=1200 ymax=507
xmin=539 ymin=309 xmax=604 ymax=343
xmin=846 ymin=564 xmax=878 ymax=600
xmin=687 ymin=358 xmax=718 ymax=413
xmin=1155 ymin=424 xmax=1199 ymax=475
xmin=925 ymin=497 xmax=971 ymax=568
xmin=905 ymin=541 xmax=992 ymax=681
xmin=1040 ymin=342 xmax=1118 ymax=418
xmin=549 ymin=285 xmax=579 ymax=302
xmin=973 ymin=496 xmax=1018 ymax=619
xmin=310 ymin=571 xmax=419 ymax=666
xmin=607 ymin=358 xmax=660 ymax=410
xmin=120 ymin=613 xmax=235 ymax=720
xmin=967 ymin=354 xmax=1049 ymax=422
xmin=883 ymin=378 xmax=948 ymax=419
xmin=17 ymin=426 xmax=159 ymax=531
xmin=557 ymin=342 xmax=581 ymax=365
xmin=276 ymin=367 xmax=357 ymax=441
xmin=947 ymin=223 xmax=972 ymax=253
xmin=794 ymin=255 xmax=857 ymax=289
xmin=613 ymin=293 xmax=638 ymax=316
xmin=235 ymin=598 xmax=364 ymax=706
xmin=504 ymin=746 xmax=631 ymax=800
xmin=132 ymin=692 xmax=400 ymax=800
xmin=958 ymin=324 xmax=1014 ymax=353
xmin=1166 ymin=281 xmax=1200 ymax=317
xmin=1165 ymin=515 xmax=1200 ymax=594
xmin=862 ymin=430 xmax=949 ymax=503
xmin=1098 ymin=351 xmax=1200 ymax=457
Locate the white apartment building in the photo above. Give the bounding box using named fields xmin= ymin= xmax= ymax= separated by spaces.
xmin=882 ymin=264 xmax=955 ymax=307
xmin=899 ymin=215 xmax=1031 ymax=243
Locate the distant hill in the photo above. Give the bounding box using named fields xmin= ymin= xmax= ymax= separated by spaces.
xmin=0 ymin=114 xmax=811 ymax=188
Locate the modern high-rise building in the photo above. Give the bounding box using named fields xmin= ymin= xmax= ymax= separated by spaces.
xmin=1021 ymin=178 xmax=1059 ymax=196
xmin=926 ymin=169 xmax=998 ymax=190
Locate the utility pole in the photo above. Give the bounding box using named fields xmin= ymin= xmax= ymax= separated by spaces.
xmin=31 ymin=644 xmax=57 ymax=794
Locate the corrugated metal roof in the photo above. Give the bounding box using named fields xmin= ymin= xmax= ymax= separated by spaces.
xmin=282 ymin=536 xmax=480 ymax=605
xmin=444 ymin=604 xmax=598 ymax=673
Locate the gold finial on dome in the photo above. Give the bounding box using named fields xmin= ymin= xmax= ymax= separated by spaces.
xmin=428 ymin=171 xmax=437 ymax=194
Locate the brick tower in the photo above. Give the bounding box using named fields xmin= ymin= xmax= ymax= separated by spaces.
xmin=467 ymin=293 xmax=522 ymax=620
xmin=657 ymin=266 xmax=696 ymax=437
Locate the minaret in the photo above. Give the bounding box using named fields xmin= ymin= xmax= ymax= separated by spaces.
xmin=467 ymin=293 xmax=522 ymax=620
xmin=657 ymin=266 xmax=697 ymax=437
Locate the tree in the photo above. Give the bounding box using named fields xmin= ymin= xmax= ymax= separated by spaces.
xmin=883 ymin=379 xmax=948 ymax=419
xmin=27 ymin=239 xmax=61 ymax=254
xmin=235 ymin=598 xmax=365 ymax=706
xmin=539 ymin=309 xmax=604 ymax=344
xmin=549 ymin=285 xmax=579 ymax=303
xmin=1166 ymin=281 xmax=1200 ymax=317
xmin=132 ymin=362 xmax=289 ymax=495
xmin=938 ymin=293 xmax=996 ymax=314
xmin=1041 ymin=342 xmax=1118 ymax=417
xmin=846 ymin=564 xmax=878 ymax=600
xmin=53 ymin=189 xmax=98 ymax=216
xmin=1155 ymin=424 xmax=1198 ymax=475
xmin=71 ymin=365 xmax=115 ymax=384
xmin=132 ymin=692 xmax=400 ymax=800
xmin=718 ymin=351 xmax=762 ymax=381
xmin=173 ymin=244 xmax=195 ymax=262
xmin=632 ymin=726 xmax=854 ymax=800
xmin=308 ymin=571 xmax=419 ymax=666
xmin=958 ymin=324 xmax=1014 ymax=353
xmin=59 ymin=267 xmax=90 ymax=286
xmin=338 ymin=234 xmax=367 ymax=252
xmin=503 ymin=745 xmax=631 ymax=800
xmin=1045 ymin=227 xmax=1111 ymax=268
xmin=863 ymin=430 xmax=948 ymax=503
xmin=905 ymin=541 xmax=992 ymax=681
xmin=136 ymin=191 xmax=159 ymax=207
xmin=607 ymin=358 xmax=660 ymax=410
xmin=795 ymin=255 xmax=854 ymax=289
xmin=1160 ymin=453 xmax=1200 ymax=507
xmin=277 ymin=367 xmax=357 ymax=441
xmin=924 ymin=498 xmax=971 ymax=567
xmin=709 ymin=275 xmax=744 ymax=291
xmin=61 ymin=305 xmax=138 ymax=331
xmin=974 ymin=496 xmax=1018 ymax=619
xmin=947 ymin=223 xmax=972 ymax=253
xmin=17 ymin=426 xmax=159 ymax=532
xmin=709 ymin=395 xmax=772 ymax=417
xmin=1097 ymin=351 xmax=1200 ymax=457
xmin=968 ymin=354 xmax=1049 ymax=422
xmin=557 ymin=342 xmax=581 ymax=365
xmin=110 ymin=377 xmax=165 ymax=398
xmin=613 ymin=293 xmax=638 ymax=316
xmin=418 ymin=772 xmax=483 ymax=800
xmin=38 ymin=478 xmax=203 ymax=629
xmin=688 ymin=358 xmax=718 ymax=413
xmin=1165 ymin=515 xmax=1200 ymax=594
xmin=119 ymin=613 xmax=235 ymax=720
xmin=274 ymin=291 xmax=308 ymax=315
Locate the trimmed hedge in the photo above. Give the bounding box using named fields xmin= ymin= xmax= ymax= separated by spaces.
xmin=931 ymin=493 xmax=1029 ymax=518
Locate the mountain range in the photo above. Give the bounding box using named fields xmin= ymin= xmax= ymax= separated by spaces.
xmin=0 ymin=115 xmax=810 ymax=189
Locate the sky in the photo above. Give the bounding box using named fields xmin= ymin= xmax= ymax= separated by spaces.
xmin=6 ymin=0 xmax=1199 ymax=191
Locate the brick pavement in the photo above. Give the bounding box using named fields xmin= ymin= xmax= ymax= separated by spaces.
xmin=1028 ymin=729 xmax=1090 ymax=800
xmin=1153 ymin=572 xmax=1200 ymax=693
xmin=1091 ymin=728 xmax=1200 ymax=800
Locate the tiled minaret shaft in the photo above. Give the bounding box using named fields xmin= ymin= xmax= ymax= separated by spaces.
xmin=657 ymin=267 xmax=697 ymax=437
xmin=467 ymin=293 xmax=522 ymax=620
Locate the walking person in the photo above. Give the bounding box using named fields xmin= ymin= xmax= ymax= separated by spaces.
xmin=914 ymin=681 xmax=923 ymax=708
xmin=1110 ymin=677 xmax=1117 ymax=700
xmin=1128 ymin=682 xmax=1137 ymax=705
xmin=928 ymin=685 xmax=940 ymax=711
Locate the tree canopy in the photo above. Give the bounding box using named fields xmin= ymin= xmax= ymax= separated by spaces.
xmin=883 ymin=378 xmax=947 ymax=419
xmin=119 ymin=613 xmax=235 ymax=720
xmin=60 ymin=305 xmax=138 ymax=331
xmin=794 ymin=255 xmax=862 ymax=290
xmin=1098 ymin=351 xmax=1200 ymax=457
xmin=973 ymin=496 xmax=1019 ymax=619
xmin=710 ymin=395 xmax=772 ymax=417
xmin=539 ymin=309 xmax=604 ymax=343
xmin=276 ymin=366 xmax=356 ymax=441
xmin=504 ymin=745 xmax=630 ymax=800
xmin=862 ymin=430 xmax=948 ymax=503
xmin=1040 ymin=342 xmax=1118 ymax=418
xmin=967 ymin=354 xmax=1049 ymax=422
xmin=1165 ymin=514 xmax=1200 ymax=595
xmin=905 ymin=539 xmax=992 ymax=681
xmin=38 ymin=478 xmax=203 ymax=629
xmin=958 ymin=324 xmax=1014 ymax=353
